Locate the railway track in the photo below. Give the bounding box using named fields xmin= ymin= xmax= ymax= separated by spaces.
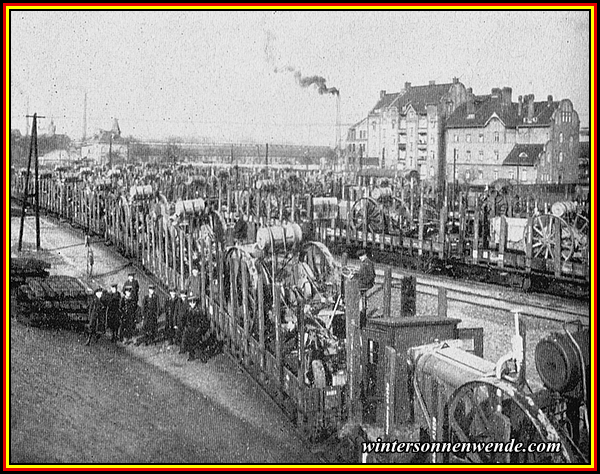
xmin=348 ymin=258 xmax=589 ymax=324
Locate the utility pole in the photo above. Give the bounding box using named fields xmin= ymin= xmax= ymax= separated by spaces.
xmin=18 ymin=113 xmax=45 ymax=251
xmin=453 ymin=148 xmax=457 ymax=219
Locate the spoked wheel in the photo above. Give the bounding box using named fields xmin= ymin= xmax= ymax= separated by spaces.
xmin=350 ymin=197 xmax=385 ymax=233
xmin=446 ymin=379 xmax=575 ymax=464
xmin=524 ymin=214 xmax=574 ymax=261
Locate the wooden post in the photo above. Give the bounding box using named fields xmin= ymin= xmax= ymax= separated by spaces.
xmin=178 ymin=227 xmax=185 ymax=289
xmin=437 ymin=287 xmax=447 ymax=318
xmin=458 ymin=192 xmax=466 ymax=261
xmin=384 ymin=346 xmax=397 ymax=436
xmin=362 ymin=196 xmax=368 ymax=248
xmin=525 ymin=215 xmax=533 ymax=275
xmin=554 ymin=217 xmax=562 ymax=278
xmin=241 ymin=260 xmax=250 ymax=363
xmin=217 ymin=243 xmax=226 ymax=341
xmin=273 ymin=282 xmax=283 ymax=389
xmin=229 ymin=257 xmax=238 ymax=353
xmin=199 ymin=238 xmax=207 ymax=315
xmin=291 ymin=194 xmax=296 ymax=222
xmin=297 ymin=304 xmax=306 ymax=386
xmin=345 ymin=278 xmax=363 ymax=424
xmin=257 ymin=272 xmax=265 ymax=375
xmin=418 ymin=191 xmax=424 ymax=257
xmin=187 ymin=225 xmax=193 ymax=276
xmin=383 ymin=266 xmax=392 ymax=318
xmin=498 ymin=216 xmax=507 ymax=269
xmin=438 ymin=204 xmax=447 ymax=259
xmin=472 ymin=207 xmax=480 ymax=263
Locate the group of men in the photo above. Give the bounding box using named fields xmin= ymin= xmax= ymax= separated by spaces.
xmin=86 ymin=270 xmax=218 ymax=362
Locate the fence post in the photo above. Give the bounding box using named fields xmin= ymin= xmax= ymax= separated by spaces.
xmin=383 ymin=266 xmax=392 ymax=318
xmin=258 ymin=272 xmax=265 ymax=376
xmin=384 ymin=346 xmax=397 ymax=437
xmin=554 ymin=218 xmax=562 ymax=278
xmin=241 ymin=260 xmax=250 ymax=364
xmin=345 ymin=278 xmax=363 ymax=425
xmin=274 ymin=282 xmax=284 ymax=390
xmin=498 ymin=216 xmax=507 ymax=269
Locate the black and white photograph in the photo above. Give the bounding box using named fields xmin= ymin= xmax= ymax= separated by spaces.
xmin=7 ymin=6 xmax=593 ymax=467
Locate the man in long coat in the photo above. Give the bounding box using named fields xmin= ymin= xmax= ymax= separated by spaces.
xmin=137 ymin=285 xmax=160 ymax=346
xmin=85 ymin=287 xmax=106 ymax=346
xmin=119 ymin=287 xmax=138 ymax=344
xmin=105 ymin=283 xmax=122 ymax=343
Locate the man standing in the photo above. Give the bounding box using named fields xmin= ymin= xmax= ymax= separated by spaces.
xmin=137 ymin=285 xmax=160 ymax=346
xmin=354 ymin=249 xmax=375 ymax=328
xmin=119 ymin=287 xmax=138 ymax=344
xmin=105 ymin=283 xmax=122 ymax=343
xmin=163 ymin=287 xmax=178 ymax=344
xmin=185 ymin=267 xmax=202 ymax=300
xmin=174 ymin=289 xmax=189 ymax=350
xmin=182 ymin=296 xmax=209 ymax=362
xmin=233 ymin=213 xmax=248 ymax=244
xmin=85 ymin=287 xmax=106 ymax=346
xmin=123 ymin=271 xmax=140 ymax=305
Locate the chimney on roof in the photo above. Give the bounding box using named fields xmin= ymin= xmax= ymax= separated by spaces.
xmin=429 ymin=80 xmax=435 ymax=86
xmin=547 ymin=94 xmax=553 ymax=104
xmin=452 ymin=77 xmax=459 ymax=84
xmin=491 ymin=88 xmax=501 ymax=100
xmin=518 ymin=95 xmax=523 ymax=115
xmin=466 ymin=88 xmax=475 ymax=115
xmin=380 ymin=90 xmax=386 ymax=99
xmin=404 ymin=82 xmax=411 ymax=90
xmin=501 ymin=87 xmax=512 ymax=108
xmin=527 ymin=94 xmax=535 ymax=121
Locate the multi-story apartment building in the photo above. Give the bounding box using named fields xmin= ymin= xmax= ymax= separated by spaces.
xmin=347 ymin=78 xmax=468 ymax=193
xmin=445 ymin=88 xmax=580 ymax=186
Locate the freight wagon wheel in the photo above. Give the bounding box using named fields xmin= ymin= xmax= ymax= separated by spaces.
xmin=524 ymin=214 xmax=574 ymax=261
xmin=350 ymin=197 xmax=384 ymax=234
xmin=446 ymin=379 xmax=574 ymax=464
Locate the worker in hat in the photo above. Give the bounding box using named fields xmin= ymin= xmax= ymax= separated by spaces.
xmin=174 ymin=289 xmax=189 ymax=350
xmin=163 ymin=287 xmax=178 ymax=344
xmin=233 ymin=212 xmax=248 ymax=244
xmin=123 ymin=271 xmax=140 ymax=305
xmin=85 ymin=287 xmax=106 ymax=346
xmin=182 ymin=295 xmax=210 ymax=362
xmin=119 ymin=287 xmax=138 ymax=344
xmin=184 ymin=267 xmax=202 ymax=300
xmin=354 ymin=249 xmax=375 ymax=329
xmin=136 ymin=284 xmax=160 ymax=346
xmin=105 ymin=283 xmax=122 ymax=343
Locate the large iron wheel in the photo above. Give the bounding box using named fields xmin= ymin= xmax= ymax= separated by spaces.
xmin=350 ymin=197 xmax=385 ymax=233
xmin=524 ymin=214 xmax=574 ymax=261
xmin=446 ymin=379 xmax=575 ymax=464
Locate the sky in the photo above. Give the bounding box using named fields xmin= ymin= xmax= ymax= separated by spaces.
xmin=9 ymin=9 xmax=591 ymax=146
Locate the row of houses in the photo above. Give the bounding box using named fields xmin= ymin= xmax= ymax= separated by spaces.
xmin=345 ymin=79 xmax=588 ymax=189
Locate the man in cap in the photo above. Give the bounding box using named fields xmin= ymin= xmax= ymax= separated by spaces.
xmin=123 ymin=271 xmax=140 ymax=305
xmin=182 ymin=295 xmax=210 ymax=362
xmin=354 ymin=249 xmax=375 ymax=328
xmin=85 ymin=287 xmax=106 ymax=346
xmin=163 ymin=287 xmax=178 ymax=344
xmin=137 ymin=284 xmax=160 ymax=346
xmin=119 ymin=287 xmax=138 ymax=344
xmin=233 ymin=212 xmax=248 ymax=244
xmin=184 ymin=267 xmax=202 ymax=300
xmin=173 ymin=289 xmax=189 ymax=350
xmin=105 ymin=283 xmax=122 ymax=343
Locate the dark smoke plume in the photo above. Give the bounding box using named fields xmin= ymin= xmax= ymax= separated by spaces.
xmin=293 ymin=71 xmax=339 ymax=96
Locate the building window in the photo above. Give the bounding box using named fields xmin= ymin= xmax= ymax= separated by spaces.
xmin=372 ymin=121 xmax=376 ymax=131
xmin=547 ymin=152 xmax=551 ymax=163
xmin=569 ymin=136 xmax=574 ymax=149
xmin=479 ymin=150 xmax=484 ymax=160
xmin=430 ymin=151 xmax=435 ymax=161
xmin=559 ymin=132 xmax=564 ymax=143
xmin=494 ymin=131 xmax=499 ymax=143
xmin=466 ymin=150 xmax=471 ymax=161
xmin=509 ymin=171 xmax=514 ymax=180
xmin=430 ymin=166 xmax=434 ymax=177
xmin=466 ymin=134 xmax=471 ymax=142
xmin=522 ymin=170 xmax=527 ymax=182
xmin=430 ymin=135 xmax=435 ymax=144
xmin=392 ymin=120 xmax=396 ymax=129
xmin=494 ymin=150 xmax=499 ymax=161
xmin=493 ymin=170 xmax=498 ymax=180
xmin=465 ymin=170 xmax=470 ymax=180
xmin=479 ymin=170 xmax=483 ymax=180
xmin=559 ymin=151 xmax=563 ymax=162
xmin=454 ymin=134 xmax=459 ymax=142
xmin=479 ymin=133 xmax=484 ymax=143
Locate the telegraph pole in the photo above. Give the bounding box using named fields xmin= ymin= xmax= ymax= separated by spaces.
xmin=18 ymin=113 xmax=45 ymax=251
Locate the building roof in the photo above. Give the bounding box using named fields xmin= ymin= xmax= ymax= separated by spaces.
xmin=502 ymin=144 xmax=544 ymax=166
xmin=446 ymin=96 xmax=559 ymax=129
xmin=371 ymin=82 xmax=454 ymax=115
